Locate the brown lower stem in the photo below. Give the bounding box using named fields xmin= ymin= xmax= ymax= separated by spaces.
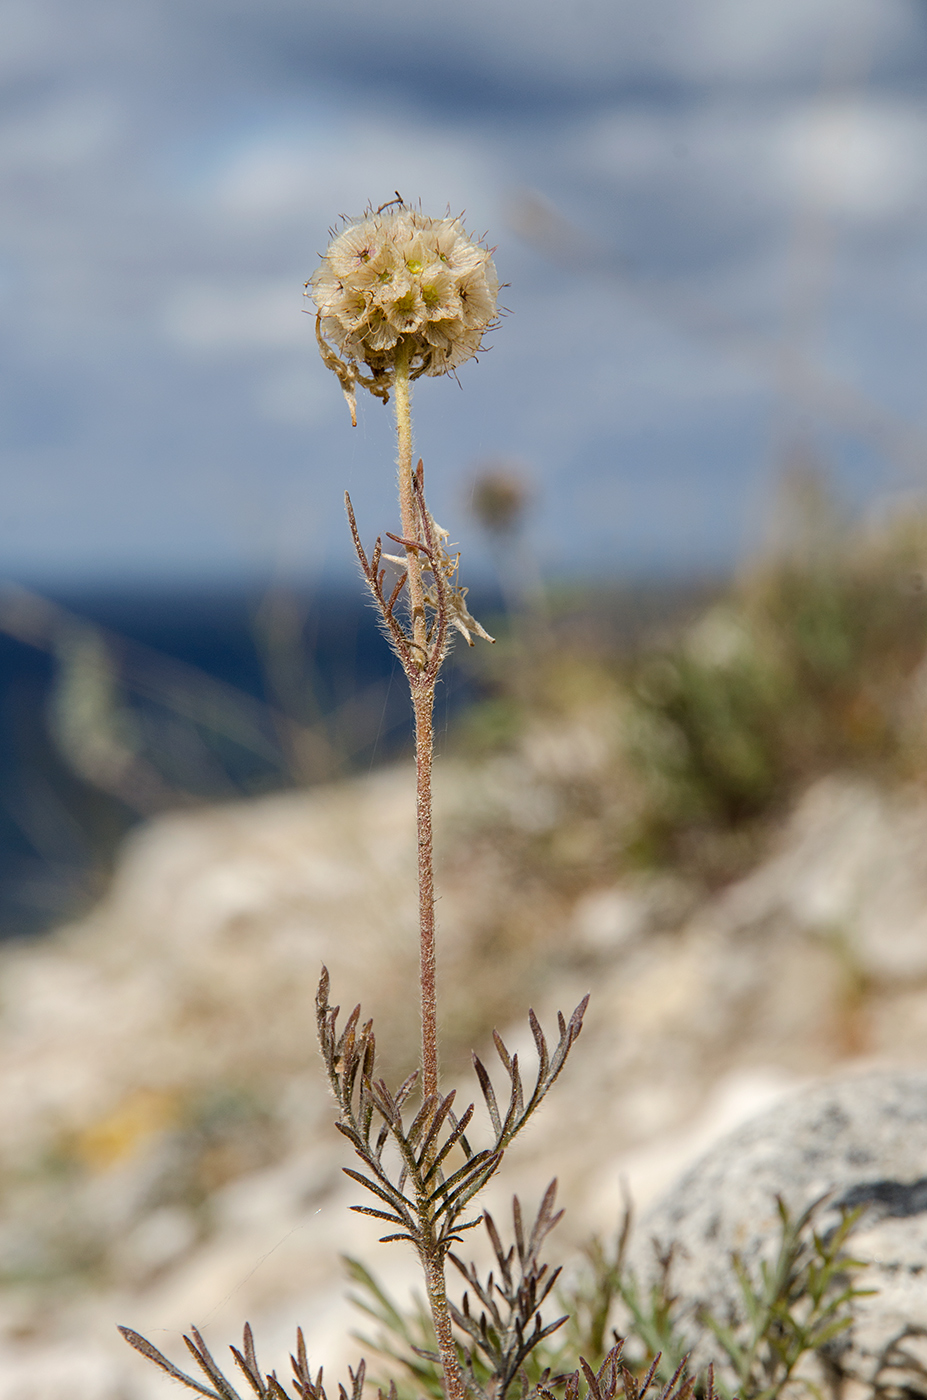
xmin=413 ymin=683 xmax=438 ymax=1103
xmin=425 ymin=1245 xmax=467 ymax=1400
xmin=415 ymin=660 xmax=463 ymax=1398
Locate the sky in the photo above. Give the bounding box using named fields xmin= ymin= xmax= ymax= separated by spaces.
xmin=1 ymin=0 xmax=927 ymax=586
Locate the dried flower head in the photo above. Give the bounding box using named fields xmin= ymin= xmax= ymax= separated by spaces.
xmin=307 ymin=202 xmax=499 ymax=422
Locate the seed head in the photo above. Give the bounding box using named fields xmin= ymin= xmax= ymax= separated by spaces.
xmin=307 ymin=203 xmax=499 ymax=423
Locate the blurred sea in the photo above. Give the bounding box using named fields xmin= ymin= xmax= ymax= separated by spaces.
xmin=0 ymin=586 xmax=448 ymax=940
xmin=0 ymin=577 xmax=719 ymax=941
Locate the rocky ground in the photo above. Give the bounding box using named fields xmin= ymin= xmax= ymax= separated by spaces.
xmin=1 ymin=717 xmax=927 ymax=1398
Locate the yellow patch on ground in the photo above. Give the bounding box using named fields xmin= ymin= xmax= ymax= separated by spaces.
xmin=71 ymin=1087 xmax=182 ymax=1171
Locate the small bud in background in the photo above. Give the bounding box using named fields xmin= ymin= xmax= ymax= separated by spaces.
xmin=468 ymin=459 xmax=549 ymax=668
xmin=470 ymin=463 xmax=530 ymax=538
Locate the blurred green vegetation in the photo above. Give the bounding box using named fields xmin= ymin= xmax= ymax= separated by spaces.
xmin=12 ymin=478 xmax=927 ymax=928
xmin=455 ymin=483 xmax=927 ymax=886
xmin=345 ymin=1193 xmax=868 ymax=1400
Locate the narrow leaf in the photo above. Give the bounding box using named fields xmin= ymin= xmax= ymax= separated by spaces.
xmin=473 ymin=1055 xmax=502 ymax=1138
xmin=423 ymin=1102 xmax=476 ymax=1183
xmin=118 ymin=1328 xmax=222 ymax=1399
xmin=418 ymin=1090 xmax=457 ymax=1163
xmin=229 ymin=1348 xmax=264 ymax=1399
xmin=493 ymin=1030 xmax=513 ymax=1075
xmin=348 ymin=1205 xmax=408 ymax=1226
xmin=186 ymin=1330 xmax=242 ymax=1400
xmin=426 ymin=1149 xmax=495 ymax=1205
xmin=342 ymin=1167 xmax=412 ymax=1217
xmin=528 ymin=1008 xmax=549 ymax=1080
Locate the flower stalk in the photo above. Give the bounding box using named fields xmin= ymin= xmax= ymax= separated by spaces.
xmin=393 ymin=340 xmax=427 ymax=664
xmin=391 ymin=344 xmax=439 ymax=1102
xmin=310 ymin=201 xmax=503 ymax=1124
xmin=413 ymin=680 xmax=439 ymax=1102
xmin=311 ymin=203 xmax=506 ymax=1395
xmin=120 ymin=200 xmax=590 ymax=1400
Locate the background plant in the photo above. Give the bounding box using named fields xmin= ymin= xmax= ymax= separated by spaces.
xmin=342 ymin=1195 xmax=870 ymax=1400
xmin=452 ymin=477 xmax=927 ymax=895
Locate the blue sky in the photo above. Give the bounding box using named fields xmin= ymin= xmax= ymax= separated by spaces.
xmin=1 ymin=0 xmax=927 ymax=584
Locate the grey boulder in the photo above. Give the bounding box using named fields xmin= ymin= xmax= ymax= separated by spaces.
xmin=627 ymin=1072 xmax=927 ymax=1398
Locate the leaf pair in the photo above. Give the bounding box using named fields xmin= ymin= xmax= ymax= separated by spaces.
xmin=317 ymin=966 xmax=588 ymax=1271
xmin=472 ymin=1001 xmax=590 ymax=1154
xmin=118 ymin=1322 xmax=371 ymax=1400
xmin=449 ymin=1183 xmax=567 ymax=1399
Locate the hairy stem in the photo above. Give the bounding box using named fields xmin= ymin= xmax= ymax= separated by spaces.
xmin=391 ymin=340 xmax=463 ymax=1398
xmin=413 ymin=684 xmax=438 ymax=1103
xmin=395 ymin=342 xmax=427 ymax=665
xmin=425 ymin=1242 xmax=467 ymax=1400
xmin=395 ymin=346 xmax=454 ymax=1393
xmin=415 ymin=680 xmax=460 ymax=1400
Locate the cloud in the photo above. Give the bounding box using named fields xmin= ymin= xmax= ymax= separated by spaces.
xmin=206 ymin=119 xmax=497 ymax=233
xmin=0 ymin=92 xmax=120 ymax=171
xmin=11 ymin=0 xmax=917 ymax=111
xmin=0 ymin=0 xmax=924 ymax=582
xmin=162 ymin=280 xmax=309 ymax=353
xmin=254 ymin=361 xmax=335 ymax=426
xmin=776 ymin=97 xmax=927 ymax=218
xmin=573 ymin=91 xmax=927 ymax=238
xmin=191 ymin=0 xmax=915 ymax=102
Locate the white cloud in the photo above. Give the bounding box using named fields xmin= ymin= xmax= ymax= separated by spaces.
xmin=211 ymin=138 xmax=328 ymax=220
xmin=207 ymin=118 xmax=498 ymax=234
xmin=161 ymin=280 xmax=309 ymax=353
xmin=776 ymin=98 xmax=927 ymax=218
xmin=0 ymin=93 xmax=122 ymax=172
xmin=254 ymin=360 xmax=337 ymax=426
xmin=576 ymin=91 xmax=927 ymax=220
xmin=0 ymin=0 xmax=923 ymax=581
xmin=660 ymin=0 xmax=895 ymax=83
xmin=205 ymin=0 xmax=913 ymax=93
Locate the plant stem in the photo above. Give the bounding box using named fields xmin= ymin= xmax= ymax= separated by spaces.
xmin=394 ymin=341 xmax=427 ymax=665
xmin=416 ymin=701 xmax=460 ymax=1399
xmin=393 ymin=338 xmax=440 ymax=1101
xmin=393 ymin=343 xmax=456 ymax=1393
xmin=425 ymin=1246 xmax=467 ymax=1400
xmin=413 ymin=685 xmax=438 ymax=1103
xmin=415 ymin=688 xmax=462 ymax=1400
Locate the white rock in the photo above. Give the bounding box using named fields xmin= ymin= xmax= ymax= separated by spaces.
xmin=630 ymin=1071 xmax=927 ymax=1396
xmin=0 ymin=760 xmax=926 ymax=1395
xmin=713 ymin=777 xmax=927 ymax=982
